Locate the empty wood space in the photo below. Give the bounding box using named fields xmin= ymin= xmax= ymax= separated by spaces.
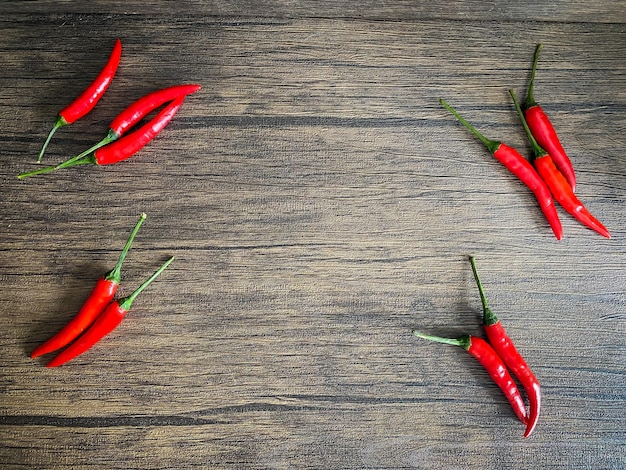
xmin=0 ymin=2 xmax=624 ymax=469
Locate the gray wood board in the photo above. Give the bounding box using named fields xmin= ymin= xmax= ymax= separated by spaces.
xmin=1 ymin=5 xmax=624 ymax=469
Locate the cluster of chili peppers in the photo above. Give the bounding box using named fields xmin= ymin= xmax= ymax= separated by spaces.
xmin=413 ymin=256 xmax=540 ymax=438
xmin=22 ymin=40 xmax=603 ymax=440
xmin=19 ymin=38 xmax=201 ymax=179
xmin=30 ymin=213 xmax=174 ymax=367
xmin=440 ymin=44 xmax=610 ymax=240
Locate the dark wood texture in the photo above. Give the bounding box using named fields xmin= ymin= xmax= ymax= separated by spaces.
xmin=1 ymin=2 xmax=624 ymax=469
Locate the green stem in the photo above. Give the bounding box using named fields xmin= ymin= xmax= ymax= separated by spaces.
xmin=104 ymin=213 xmax=148 ymax=284
xmin=509 ymin=88 xmax=547 ymax=158
xmin=118 ymin=257 xmax=174 ymax=311
xmin=439 ymin=98 xmax=501 ymax=154
xmin=20 ymin=127 xmax=118 ymax=179
xmin=73 ymin=128 xmax=119 ymax=162
xmin=37 ymin=115 xmax=67 ymax=163
xmin=18 ymin=153 xmax=96 ymax=179
xmin=412 ymin=330 xmax=471 ymax=350
xmin=525 ymin=44 xmax=543 ymax=109
xmin=468 ymin=256 xmax=498 ymax=326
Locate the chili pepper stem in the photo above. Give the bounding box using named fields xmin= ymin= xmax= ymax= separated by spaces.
xmin=468 ymin=256 xmax=499 ymax=326
xmin=439 ymin=99 xmax=501 ymax=154
xmin=37 ymin=116 xmax=68 ymax=163
xmin=525 ymin=44 xmax=543 ymax=110
xmin=412 ymin=330 xmax=471 ymax=349
xmin=509 ymin=89 xmax=547 ymax=158
xmin=73 ymin=128 xmax=120 ymax=162
xmin=118 ymin=256 xmax=174 ymax=311
xmin=18 ymin=153 xmax=96 ymax=179
xmin=104 ymin=213 xmax=147 ymax=284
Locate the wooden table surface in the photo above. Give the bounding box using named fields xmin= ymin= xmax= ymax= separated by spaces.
xmin=1 ymin=2 xmax=624 ymax=469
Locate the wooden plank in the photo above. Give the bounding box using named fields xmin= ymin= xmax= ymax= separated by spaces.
xmin=0 ymin=1 xmax=624 ymax=23
xmin=0 ymin=5 xmax=624 ymax=470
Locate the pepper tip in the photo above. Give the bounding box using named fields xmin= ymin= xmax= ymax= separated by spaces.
xmin=523 ymin=424 xmax=536 ymax=439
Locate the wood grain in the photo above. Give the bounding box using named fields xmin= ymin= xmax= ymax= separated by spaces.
xmin=0 ymin=2 xmax=625 ymax=469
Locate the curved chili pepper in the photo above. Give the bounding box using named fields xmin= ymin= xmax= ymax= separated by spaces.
xmin=469 ymin=256 xmax=540 ymax=438
xmin=413 ymin=331 xmax=528 ymax=425
xmin=440 ymin=99 xmax=562 ymax=240
xmin=510 ymin=90 xmax=610 ymax=238
xmin=89 ymin=96 xmax=184 ymax=165
xmin=19 ymin=97 xmax=185 ymax=178
xmin=69 ymin=84 xmax=202 ymax=162
xmin=37 ymin=38 xmax=122 ymax=163
xmin=30 ymin=213 xmax=147 ymax=358
xmin=524 ymin=44 xmax=576 ymax=191
xmin=46 ymin=256 xmax=174 ymax=368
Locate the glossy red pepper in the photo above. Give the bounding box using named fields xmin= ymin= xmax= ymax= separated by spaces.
xmin=524 ymin=44 xmax=577 ymax=191
xmin=19 ymin=97 xmax=185 ymax=178
xmin=37 ymin=39 xmax=122 ymax=163
xmin=469 ymin=256 xmax=540 ymax=438
xmin=90 ymin=96 xmax=185 ymax=165
xmin=510 ymin=89 xmax=610 ymax=239
xmin=30 ymin=213 xmax=146 ymax=358
xmin=440 ymin=99 xmax=563 ymax=240
xmin=413 ymin=331 xmax=528 ymax=425
xmin=69 ymin=84 xmax=202 ymax=162
xmin=46 ymin=256 xmax=174 ymax=367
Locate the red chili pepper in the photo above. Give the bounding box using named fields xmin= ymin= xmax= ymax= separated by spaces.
xmin=440 ymin=98 xmax=563 ymax=240
xmin=46 ymin=256 xmax=174 ymax=368
xmin=69 ymin=84 xmax=202 ymax=162
xmin=90 ymin=96 xmax=185 ymax=165
xmin=37 ymin=38 xmax=122 ymax=163
xmin=469 ymin=256 xmax=540 ymax=438
xmin=510 ymin=89 xmax=610 ymax=239
xmin=413 ymin=331 xmax=528 ymax=425
xmin=30 ymin=213 xmax=147 ymax=358
xmin=524 ymin=44 xmax=577 ymax=191
xmin=19 ymin=97 xmax=185 ymax=178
